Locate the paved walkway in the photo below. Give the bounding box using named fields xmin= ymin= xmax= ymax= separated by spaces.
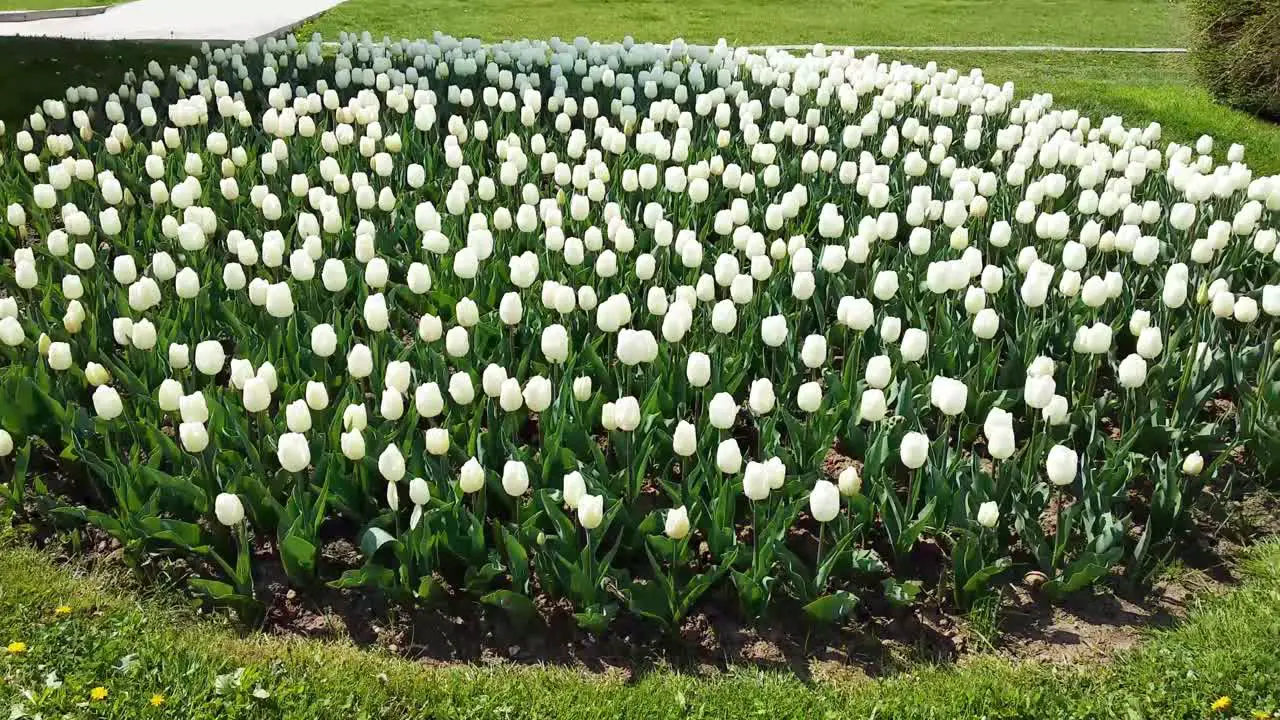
xmin=0 ymin=0 xmax=346 ymax=42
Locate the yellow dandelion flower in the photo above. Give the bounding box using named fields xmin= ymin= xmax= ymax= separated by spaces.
xmin=90 ymin=686 xmax=109 ymax=702
xmin=149 ymin=694 xmax=166 ymax=707
xmin=1253 ymin=712 xmax=1272 ymax=720
xmin=54 ymin=605 xmax=72 ymax=617
xmin=6 ymin=641 xmax=27 ymax=655
xmin=1212 ymin=696 xmax=1233 ymax=713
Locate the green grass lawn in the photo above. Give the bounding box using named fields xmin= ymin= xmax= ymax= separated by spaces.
xmin=2 ymin=537 xmax=1278 ymax=719
xmin=293 ymin=0 xmax=1280 ymax=176
xmin=301 ymin=0 xmax=1188 ymax=48
xmin=891 ymin=51 xmax=1280 ymax=175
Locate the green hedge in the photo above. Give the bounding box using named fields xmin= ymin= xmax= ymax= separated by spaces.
xmin=1188 ymin=0 xmax=1280 ymax=121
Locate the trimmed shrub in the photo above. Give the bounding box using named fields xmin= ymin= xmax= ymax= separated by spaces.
xmin=1187 ymin=0 xmax=1280 ymax=121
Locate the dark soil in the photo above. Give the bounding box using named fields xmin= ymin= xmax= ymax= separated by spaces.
xmin=12 ymin=443 xmax=1278 ymax=680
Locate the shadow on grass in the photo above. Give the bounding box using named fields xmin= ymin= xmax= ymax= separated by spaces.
xmin=0 ymin=37 xmax=196 ymax=125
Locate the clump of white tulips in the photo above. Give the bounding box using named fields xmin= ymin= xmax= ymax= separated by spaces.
xmin=0 ymin=30 xmax=1274 ymax=632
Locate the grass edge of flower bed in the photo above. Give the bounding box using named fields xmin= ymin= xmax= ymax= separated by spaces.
xmin=1 ymin=534 xmax=1278 ymax=719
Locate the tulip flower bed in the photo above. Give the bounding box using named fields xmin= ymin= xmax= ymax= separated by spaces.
xmin=0 ymin=33 xmax=1277 ymax=637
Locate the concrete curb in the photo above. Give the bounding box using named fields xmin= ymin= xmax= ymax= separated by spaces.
xmin=0 ymin=4 xmax=107 ymax=22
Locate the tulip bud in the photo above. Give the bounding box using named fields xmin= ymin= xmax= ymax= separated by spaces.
xmin=343 ymin=403 xmax=367 ymax=431
xmin=168 ymin=343 xmax=190 ymax=370
xmin=523 ymin=376 xmax=552 ymax=413
xmin=900 ymin=328 xmax=928 ymax=362
xmin=800 ymin=334 xmax=828 ymax=368
xmin=157 ymin=379 xmax=183 ymax=412
xmin=448 ymin=372 xmax=475 ymax=404
xmin=285 ymin=400 xmax=312 ymax=433
xmin=1117 ymin=353 xmax=1148 ymax=389
xmin=46 ymin=342 xmax=73 ymax=371
xmin=838 ymin=466 xmax=862 ymax=496
xmin=84 ymin=362 xmax=110 ymax=386
xmin=541 ymin=324 xmax=569 ymax=363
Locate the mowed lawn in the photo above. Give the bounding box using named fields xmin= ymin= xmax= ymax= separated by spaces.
xmin=301 ymin=0 xmax=1187 ymax=48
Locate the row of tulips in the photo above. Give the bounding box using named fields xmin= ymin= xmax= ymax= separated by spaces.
xmin=0 ymin=32 xmax=1277 ymax=630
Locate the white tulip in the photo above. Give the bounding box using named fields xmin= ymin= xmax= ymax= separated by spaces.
xmin=502 ymin=460 xmax=530 ymax=496
xmin=577 ymin=493 xmax=604 ymax=529
xmin=573 ymin=376 xmax=592 ymax=402
xmin=717 ymin=438 xmax=743 ymax=475
xmin=305 ymin=382 xmax=330 ymax=411
xmin=1182 ymin=452 xmax=1204 ymax=476
xmin=761 ymin=315 xmax=788 ymax=347
xmin=900 ymin=431 xmax=929 ymax=469
xmin=865 ymin=355 xmax=892 ymax=389
xmin=976 ymin=501 xmax=999 ymax=529
xmin=563 ymin=471 xmax=586 ymax=509
xmin=1118 ymin=354 xmax=1148 ymax=388
xmin=742 ymin=460 xmax=770 ymax=500
xmin=859 ymin=389 xmax=887 ymax=422
xmin=214 ymin=492 xmax=245 ymax=526
xmin=1047 ymin=445 xmax=1078 ymax=486
xmin=809 ymin=480 xmax=840 ymax=522
xmin=179 ymin=391 xmax=209 ymax=424
xmin=709 ymin=392 xmax=738 ymax=430
xmin=838 ymin=466 xmax=862 ymax=496
xmin=425 ymin=427 xmax=450 ymax=456
xmin=748 ymin=378 xmax=776 ymax=415
xmin=686 ymin=352 xmax=711 ymax=388
xmin=277 ymin=433 xmax=311 ymax=472
xmin=92 ymin=385 xmax=123 ymax=420
xmin=796 ymin=382 xmax=823 ymax=412
xmin=378 ymin=444 xmax=406 ymax=483
xmin=460 ymin=458 xmax=485 ymax=493
xmin=664 ymin=506 xmax=690 ymax=540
